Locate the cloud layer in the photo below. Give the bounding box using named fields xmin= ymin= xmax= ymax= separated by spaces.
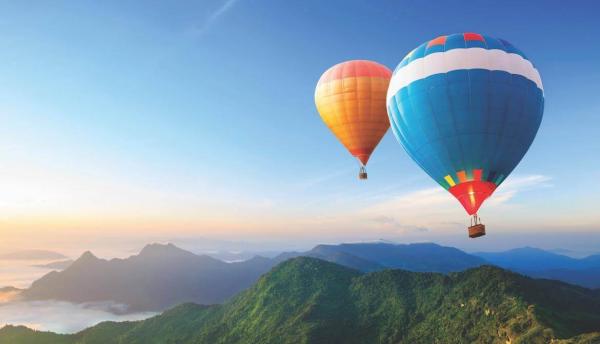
xmin=359 ymin=174 xmax=552 ymax=232
xmin=0 ymin=300 xmax=156 ymax=334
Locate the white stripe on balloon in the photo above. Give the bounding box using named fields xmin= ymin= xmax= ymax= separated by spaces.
xmin=387 ymin=47 xmax=543 ymax=105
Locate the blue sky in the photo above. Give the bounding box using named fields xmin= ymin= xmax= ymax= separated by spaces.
xmin=1 ymin=0 xmax=600 ymax=254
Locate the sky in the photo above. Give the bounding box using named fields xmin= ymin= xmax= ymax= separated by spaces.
xmin=1 ymin=0 xmax=600 ymax=255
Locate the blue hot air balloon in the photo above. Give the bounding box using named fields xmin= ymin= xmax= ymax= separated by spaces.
xmin=387 ymin=33 xmax=544 ymax=238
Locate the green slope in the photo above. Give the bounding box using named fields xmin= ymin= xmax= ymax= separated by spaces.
xmin=0 ymin=326 xmax=70 ymax=344
xmin=2 ymin=257 xmax=600 ymax=344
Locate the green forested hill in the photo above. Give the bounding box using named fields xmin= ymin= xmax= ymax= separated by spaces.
xmin=2 ymin=257 xmax=600 ymax=344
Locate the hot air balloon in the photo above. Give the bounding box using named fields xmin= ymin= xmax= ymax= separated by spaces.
xmin=386 ymin=33 xmax=544 ymax=238
xmin=315 ymin=60 xmax=392 ymax=180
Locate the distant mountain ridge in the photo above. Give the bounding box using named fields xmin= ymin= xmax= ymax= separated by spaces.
xmin=17 ymin=242 xmax=600 ymax=313
xmin=0 ymin=250 xmax=67 ymax=260
xmin=475 ymin=247 xmax=583 ymax=270
xmin=19 ymin=242 xmax=489 ymax=311
xmin=2 ymin=258 xmax=600 ymax=343
xmin=0 ymin=286 xmax=21 ymax=293
xmin=317 ymin=242 xmax=486 ymax=272
xmin=0 ymin=286 xmax=21 ymax=303
xmin=32 ymin=259 xmax=74 ymax=270
xmin=21 ymin=243 xmax=275 ymax=312
xmin=474 ymin=246 xmax=600 ymax=288
xmin=475 ymin=246 xmax=600 ymax=269
xmin=276 ymin=242 xmax=486 ymax=273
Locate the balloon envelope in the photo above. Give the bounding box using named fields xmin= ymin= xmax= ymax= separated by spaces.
xmin=315 ymin=60 xmax=392 ymax=166
xmin=387 ymin=33 xmax=544 ymax=214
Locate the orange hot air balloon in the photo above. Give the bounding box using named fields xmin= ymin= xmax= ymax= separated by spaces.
xmin=314 ymin=60 xmax=392 ymax=180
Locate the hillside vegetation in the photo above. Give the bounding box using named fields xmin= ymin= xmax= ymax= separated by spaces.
xmin=2 ymin=258 xmax=600 ymax=344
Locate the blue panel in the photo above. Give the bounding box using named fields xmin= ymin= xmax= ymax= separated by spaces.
xmin=408 ymin=43 xmax=427 ymax=64
xmin=465 ymin=39 xmax=486 ymax=49
xmin=388 ymin=34 xmax=543 ymax=202
xmin=483 ymin=35 xmax=505 ymax=51
xmin=396 ymin=55 xmax=411 ymax=70
xmin=444 ymin=33 xmax=465 ymax=51
xmin=388 ymin=64 xmax=544 ymax=191
xmin=425 ymin=44 xmax=445 ymax=56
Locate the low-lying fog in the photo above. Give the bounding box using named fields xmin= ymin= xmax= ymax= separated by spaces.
xmin=0 ymin=300 xmax=157 ymax=333
xmin=0 ymin=258 xmax=156 ymax=333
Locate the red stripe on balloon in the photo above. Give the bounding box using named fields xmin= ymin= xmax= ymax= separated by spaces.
xmin=318 ymin=60 xmax=391 ymax=84
xmin=464 ymin=32 xmax=484 ymax=42
xmin=427 ymin=35 xmax=447 ymax=47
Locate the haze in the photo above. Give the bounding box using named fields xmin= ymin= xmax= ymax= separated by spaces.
xmin=1 ymin=1 xmax=599 ymax=256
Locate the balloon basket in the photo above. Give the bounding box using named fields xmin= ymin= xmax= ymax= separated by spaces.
xmin=358 ymin=166 xmax=367 ymax=180
xmin=468 ymin=214 xmax=485 ymax=238
xmin=468 ymin=224 xmax=486 ymax=238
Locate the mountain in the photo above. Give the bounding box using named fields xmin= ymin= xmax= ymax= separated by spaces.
xmin=525 ymin=266 xmax=600 ymax=289
xmin=20 ymin=243 xmax=276 ymax=312
xmin=474 ymin=247 xmax=600 ymax=288
xmin=0 ymin=286 xmax=21 ymax=293
xmin=17 ymin=242 xmax=487 ymax=313
xmin=32 ymin=259 xmax=74 ymax=270
xmin=0 ymin=286 xmax=21 ymax=303
xmin=275 ymin=245 xmax=384 ymax=272
xmin=474 ymin=247 xmax=580 ymax=271
xmin=549 ymin=248 xmax=599 ymax=258
xmin=20 ymin=242 xmax=598 ymax=316
xmin=205 ymin=250 xmax=282 ymax=262
xmin=2 ymin=258 xmax=600 ymax=343
xmin=581 ymin=253 xmax=600 ymax=267
xmin=0 ymin=250 xmax=67 ymax=260
xmin=282 ymin=242 xmax=486 ymax=273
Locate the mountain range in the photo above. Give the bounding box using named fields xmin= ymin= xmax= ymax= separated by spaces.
xmin=11 ymin=242 xmax=600 ymax=313
xmin=473 ymin=247 xmax=600 ymax=288
xmin=2 ymin=257 xmax=600 ymax=343
xmin=21 ymin=243 xmax=274 ymax=312
xmin=0 ymin=249 xmax=67 ymax=260
xmin=15 ymin=242 xmax=488 ymax=312
xmin=275 ymin=242 xmax=486 ymax=273
xmin=0 ymin=287 xmax=21 ymax=303
xmin=32 ymin=259 xmax=74 ymax=270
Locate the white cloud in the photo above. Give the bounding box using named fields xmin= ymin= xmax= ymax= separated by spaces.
xmin=0 ymin=300 xmax=156 ymax=334
xmin=369 ymin=215 xmax=430 ymax=233
xmin=486 ymin=174 xmax=552 ymax=206
xmin=356 ymin=174 xmax=552 ymax=234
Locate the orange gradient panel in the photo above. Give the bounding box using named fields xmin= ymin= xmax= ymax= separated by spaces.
xmin=315 ymin=60 xmax=392 ymax=165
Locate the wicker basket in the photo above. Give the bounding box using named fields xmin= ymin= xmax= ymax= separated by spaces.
xmin=468 ymin=224 xmax=486 ymax=238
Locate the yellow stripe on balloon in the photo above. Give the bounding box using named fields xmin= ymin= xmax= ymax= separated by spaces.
xmin=444 ymin=175 xmax=456 ymax=187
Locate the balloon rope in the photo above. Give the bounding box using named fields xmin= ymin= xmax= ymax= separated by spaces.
xmin=472 ymin=214 xmax=479 ymax=226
